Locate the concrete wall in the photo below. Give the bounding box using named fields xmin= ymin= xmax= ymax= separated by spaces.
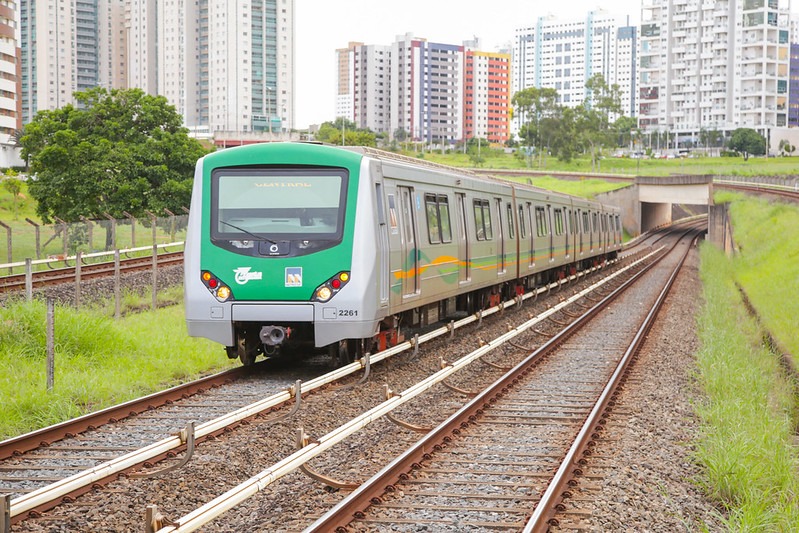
xmin=709 ymin=203 xmax=736 ymax=255
xmin=596 ymin=184 xmax=640 ymax=237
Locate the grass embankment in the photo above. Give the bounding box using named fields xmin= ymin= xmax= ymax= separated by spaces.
xmin=419 ymin=150 xmax=799 ymax=177
xmin=0 ymin=296 xmax=236 ymax=439
xmin=695 ymin=196 xmax=799 ymax=529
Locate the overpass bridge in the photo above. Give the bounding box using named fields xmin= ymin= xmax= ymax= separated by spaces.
xmin=598 ymin=174 xmax=713 ymax=236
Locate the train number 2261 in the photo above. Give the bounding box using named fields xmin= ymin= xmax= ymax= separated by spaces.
xmin=338 ymin=309 xmax=359 ymax=317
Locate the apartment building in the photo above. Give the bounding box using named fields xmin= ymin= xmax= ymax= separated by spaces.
xmin=17 ymin=0 xmax=295 ymax=135
xmin=513 ymin=10 xmax=638 ymax=120
xmin=639 ymin=0 xmax=791 ymax=147
xmin=337 ymin=33 xmax=509 ymax=145
xmin=465 ymin=50 xmax=511 ymax=143
xmin=0 ymin=0 xmax=18 ymax=166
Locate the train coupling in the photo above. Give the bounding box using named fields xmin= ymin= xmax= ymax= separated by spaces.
xmin=260 ymin=325 xmax=288 ymax=346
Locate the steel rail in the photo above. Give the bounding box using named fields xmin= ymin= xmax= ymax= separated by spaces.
xmin=304 ymin=229 xmax=695 ymax=532
xmin=523 ymin=231 xmax=699 ymax=532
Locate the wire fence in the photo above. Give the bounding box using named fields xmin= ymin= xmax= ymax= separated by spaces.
xmin=0 ymin=211 xmax=188 ymax=275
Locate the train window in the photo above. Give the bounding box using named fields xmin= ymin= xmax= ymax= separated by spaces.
xmin=601 ymin=214 xmax=608 ymax=232
xmin=211 ymin=168 xmax=347 ymax=254
xmin=592 ymin=213 xmax=598 ymax=232
xmin=553 ymin=208 xmax=564 ymax=235
xmin=425 ymin=194 xmax=452 ymax=244
xmin=506 ymin=203 xmax=515 ymax=239
xmin=582 ymin=211 xmax=589 ymax=233
xmin=387 ymin=194 xmax=399 ymax=234
xmin=518 ymin=205 xmax=527 ymax=238
xmin=535 ymin=206 xmax=548 ymax=237
xmin=571 ymin=210 xmax=578 ymax=234
xmin=473 ymin=199 xmax=493 ymax=241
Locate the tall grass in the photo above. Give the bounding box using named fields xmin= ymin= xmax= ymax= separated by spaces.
xmin=694 ymin=210 xmax=799 ymax=528
xmin=0 ymin=300 xmax=236 ymax=439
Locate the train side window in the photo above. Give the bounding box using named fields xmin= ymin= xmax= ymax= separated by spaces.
xmin=582 ymin=211 xmax=589 ymax=233
xmin=473 ymin=199 xmax=492 ymax=241
xmin=506 ymin=203 xmax=515 ymax=239
xmin=387 ymin=194 xmax=399 ymax=234
xmin=535 ymin=206 xmax=548 ymax=237
xmin=592 ymin=212 xmax=598 ymax=231
xmin=553 ymin=208 xmax=564 ymax=235
xmin=425 ymin=194 xmax=452 ymax=244
xmin=518 ymin=205 xmax=526 ymax=238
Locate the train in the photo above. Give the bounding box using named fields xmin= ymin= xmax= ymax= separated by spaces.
xmin=184 ymin=143 xmax=622 ymax=365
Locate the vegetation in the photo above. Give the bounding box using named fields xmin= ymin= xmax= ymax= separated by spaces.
xmin=0 ymin=296 xmax=235 ymax=439
xmin=19 ymin=87 xmax=210 ymax=227
xmin=315 ymin=117 xmax=377 ymax=147
xmin=727 ymin=128 xmax=766 ymax=160
xmin=497 ymin=174 xmax=629 ymax=200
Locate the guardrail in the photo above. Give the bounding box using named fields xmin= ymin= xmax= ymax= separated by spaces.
xmin=0 ymin=241 xmax=185 ymax=272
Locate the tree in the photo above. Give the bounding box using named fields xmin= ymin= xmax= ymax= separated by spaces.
xmin=727 ymin=128 xmax=766 ymax=160
xmin=315 ymin=118 xmax=376 ymax=147
xmin=2 ymin=173 xmax=23 ymax=219
xmin=20 ymin=87 xmax=209 ymax=228
xmin=512 ymin=87 xmax=560 ymax=167
xmin=580 ymin=74 xmax=624 ymax=171
xmin=778 ymin=139 xmax=795 ymax=157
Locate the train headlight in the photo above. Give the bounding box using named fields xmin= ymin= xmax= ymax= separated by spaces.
xmin=312 ymin=271 xmax=350 ymax=303
xmin=216 ymin=286 xmax=232 ymax=301
xmin=316 ymin=286 xmax=333 ymax=302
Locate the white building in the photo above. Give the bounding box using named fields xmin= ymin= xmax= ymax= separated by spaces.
xmin=0 ymin=0 xmax=20 ymax=167
xmin=639 ymin=0 xmax=791 ymax=147
xmin=513 ymin=10 xmax=638 ymax=119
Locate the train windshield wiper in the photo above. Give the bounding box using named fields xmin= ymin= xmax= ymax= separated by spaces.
xmin=219 ymin=219 xmax=279 ymax=246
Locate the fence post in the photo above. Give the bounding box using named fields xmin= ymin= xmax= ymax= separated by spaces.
xmin=26 ymin=218 xmax=41 ymax=259
xmin=47 ymin=299 xmax=55 ymax=390
xmin=80 ymin=216 xmax=93 ymax=251
xmin=75 ymin=250 xmax=82 ymax=308
xmin=123 ymin=211 xmax=136 ymax=247
xmin=1 ymin=493 xmax=10 ymax=533
xmin=25 ymin=258 xmax=32 ymax=301
xmin=151 ymin=243 xmax=158 ymax=311
xmin=53 ymin=217 xmax=68 ymax=262
xmin=145 ymin=210 xmax=157 ymax=246
xmin=0 ymin=221 xmax=10 ymax=274
xmin=103 ymin=213 xmax=116 ymax=250
xmin=114 ymin=249 xmax=121 ymax=319
xmin=164 ymin=208 xmax=176 ymax=242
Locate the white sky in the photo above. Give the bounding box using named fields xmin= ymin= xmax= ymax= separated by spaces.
xmin=294 ymin=1 xmax=642 ymax=128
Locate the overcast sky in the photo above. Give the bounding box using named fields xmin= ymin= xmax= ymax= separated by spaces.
xmin=293 ymin=1 xmax=642 ymax=128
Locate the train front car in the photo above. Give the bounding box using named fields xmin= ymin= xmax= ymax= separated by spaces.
xmin=184 ymin=143 xmax=383 ymax=365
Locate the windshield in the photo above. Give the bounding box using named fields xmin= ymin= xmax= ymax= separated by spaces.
xmin=211 ymin=168 xmax=348 ymax=243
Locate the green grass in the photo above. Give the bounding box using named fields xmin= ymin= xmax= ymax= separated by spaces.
xmin=0 ymin=299 xmax=236 ymax=439
xmin=413 ymin=149 xmax=799 ymax=177
xmin=693 ymin=198 xmax=799 ymax=529
xmin=498 ymin=174 xmax=630 ymax=199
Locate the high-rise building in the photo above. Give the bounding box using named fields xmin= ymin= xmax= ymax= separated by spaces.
xmin=639 ymin=0 xmax=791 ymax=146
xmin=513 ymin=10 xmax=638 ymax=119
xmin=465 ymin=50 xmax=511 ymax=143
xmin=0 ymin=0 xmax=19 ymax=159
xmin=17 ymin=0 xmax=295 ymax=135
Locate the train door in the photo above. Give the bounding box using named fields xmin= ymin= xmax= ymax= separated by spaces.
xmin=495 ymin=198 xmax=505 ymax=274
xmin=375 ymin=180 xmax=389 ymax=307
xmin=456 ymin=193 xmax=470 ymax=283
xmin=398 ymin=186 xmax=419 ymax=296
xmin=547 ymin=205 xmax=554 ymax=261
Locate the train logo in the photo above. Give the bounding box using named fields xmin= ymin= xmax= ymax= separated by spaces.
xmin=285 ymin=267 xmax=303 ymax=287
xmin=233 ymin=267 xmax=263 ymax=285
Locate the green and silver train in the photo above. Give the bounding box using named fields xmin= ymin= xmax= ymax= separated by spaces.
xmin=184 ymin=143 xmax=622 ymax=365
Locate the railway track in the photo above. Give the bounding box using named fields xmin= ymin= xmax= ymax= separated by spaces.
xmin=307 ymin=227 xmax=699 ymax=532
xmin=2 ymin=223 xmax=702 ymax=531
xmin=0 ymin=251 xmax=184 ymax=294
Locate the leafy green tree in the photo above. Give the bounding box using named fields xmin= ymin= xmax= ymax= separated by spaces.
xmin=315 ymin=118 xmax=376 ymax=147
xmin=579 ymin=74 xmax=623 ymax=171
xmin=512 ymin=87 xmax=560 ymax=167
xmin=727 ymin=128 xmax=766 ymax=160
xmin=20 ymin=87 xmax=209 ymax=226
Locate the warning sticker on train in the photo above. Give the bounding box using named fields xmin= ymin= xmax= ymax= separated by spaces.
xmin=285 ymin=267 xmax=303 ymax=287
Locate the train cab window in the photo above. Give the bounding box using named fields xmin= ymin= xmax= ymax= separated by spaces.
xmin=473 ymin=199 xmax=493 ymax=241
xmin=506 ymin=203 xmax=515 ymax=239
xmin=535 ymin=206 xmax=548 ymax=237
xmin=553 ymin=208 xmax=564 ymax=235
xmin=425 ymin=194 xmax=452 ymax=244
xmin=211 ymin=168 xmax=347 ymax=257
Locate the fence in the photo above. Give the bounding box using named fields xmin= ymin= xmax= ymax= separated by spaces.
xmin=0 ymin=211 xmax=188 ymax=276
